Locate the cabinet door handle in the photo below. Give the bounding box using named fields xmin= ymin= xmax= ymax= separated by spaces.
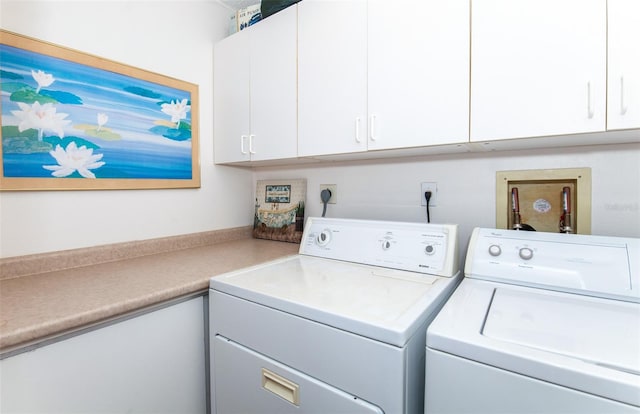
xmin=587 ymin=81 xmax=594 ymax=119
xmin=240 ymin=135 xmax=248 ymax=154
xmin=355 ymin=117 xmax=362 ymax=143
xmin=369 ymin=115 xmax=378 ymax=141
xmin=249 ymin=134 xmax=256 ymax=154
xmin=621 ymin=76 xmax=628 ymax=115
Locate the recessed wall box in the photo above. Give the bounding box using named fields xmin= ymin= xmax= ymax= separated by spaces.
xmin=496 ymin=168 xmax=591 ymax=234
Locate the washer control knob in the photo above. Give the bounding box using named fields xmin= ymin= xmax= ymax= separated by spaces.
xmin=519 ymin=247 xmax=534 ymax=260
xmin=382 ymin=240 xmax=392 ymax=250
xmin=425 ymin=244 xmax=436 ymax=255
xmin=316 ymin=230 xmax=332 ymax=246
xmin=488 ymin=245 xmax=502 ymax=257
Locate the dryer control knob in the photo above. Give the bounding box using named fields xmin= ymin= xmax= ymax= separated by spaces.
xmin=382 ymin=240 xmax=392 ymax=250
xmin=316 ymin=230 xmax=332 ymax=246
xmin=519 ymin=247 xmax=534 ymax=260
xmin=425 ymin=244 xmax=436 ymax=255
xmin=488 ymin=245 xmax=502 ymax=257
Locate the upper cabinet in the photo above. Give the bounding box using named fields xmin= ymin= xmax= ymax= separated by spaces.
xmin=213 ymin=0 xmax=638 ymax=166
xmin=297 ymin=0 xmax=470 ymax=157
xmin=214 ymin=29 xmax=250 ymax=163
xmin=367 ymin=0 xmax=470 ymax=151
xmin=607 ymin=0 xmax=640 ymax=130
xmin=297 ymin=0 xmax=368 ymax=157
xmin=470 ymin=0 xmax=607 ymax=142
xmin=214 ymin=4 xmax=297 ymax=163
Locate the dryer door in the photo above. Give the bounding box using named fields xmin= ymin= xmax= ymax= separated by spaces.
xmin=212 ymin=335 xmax=383 ymax=414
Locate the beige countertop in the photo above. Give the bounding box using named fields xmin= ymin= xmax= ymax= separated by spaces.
xmin=0 ymin=231 xmax=299 ymax=354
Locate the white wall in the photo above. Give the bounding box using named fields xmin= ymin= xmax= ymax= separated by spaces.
xmin=0 ymin=0 xmax=254 ymax=258
xmin=2 ymin=1 xmax=639 ymax=260
xmin=255 ymin=142 xmax=640 ymax=255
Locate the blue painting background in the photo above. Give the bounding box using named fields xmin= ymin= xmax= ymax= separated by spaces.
xmin=1 ymin=43 xmax=194 ymax=179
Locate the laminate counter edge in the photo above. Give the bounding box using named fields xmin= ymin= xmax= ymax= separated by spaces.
xmin=0 ymin=226 xmax=253 ymax=280
xmin=0 ymin=232 xmax=300 ymax=355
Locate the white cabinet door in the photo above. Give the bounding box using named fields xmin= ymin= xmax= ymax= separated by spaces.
xmin=249 ymin=4 xmax=298 ymax=161
xmin=298 ymin=0 xmax=368 ymax=157
xmin=607 ymin=0 xmax=640 ymax=130
xmin=470 ymin=0 xmax=606 ymax=142
xmin=0 ymin=297 xmax=206 ymax=413
xmin=368 ymin=0 xmax=470 ymax=150
xmin=214 ymin=30 xmax=251 ymax=163
xmin=214 ymin=6 xmax=297 ymax=163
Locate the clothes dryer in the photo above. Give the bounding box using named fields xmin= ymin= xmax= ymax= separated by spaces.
xmin=210 ymin=217 xmax=461 ymax=413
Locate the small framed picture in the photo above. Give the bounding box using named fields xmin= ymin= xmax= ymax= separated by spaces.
xmin=254 ymin=179 xmax=306 ymax=243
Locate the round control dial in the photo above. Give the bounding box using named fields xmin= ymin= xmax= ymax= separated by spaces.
xmin=382 ymin=240 xmax=392 ymax=250
xmin=316 ymin=230 xmax=332 ymax=246
xmin=425 ymin=244 xmax=436 ymax=255
xmin=519 ymin=247 xmax=534 ymax=260
xmin=488 ymin=245 xmax=502 ymax=257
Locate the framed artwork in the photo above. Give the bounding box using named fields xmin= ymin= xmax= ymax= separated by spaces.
xmin=254 ymin=179 xmax=306 ymax=244
xmin=0 ymin=29 xmax=200 ymax=191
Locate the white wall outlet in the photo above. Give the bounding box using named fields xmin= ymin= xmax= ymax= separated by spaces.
xmin=320 ymin=184 xmax=337 ymax=204
xmin=421 ymin=182 xmax=437 ymax=206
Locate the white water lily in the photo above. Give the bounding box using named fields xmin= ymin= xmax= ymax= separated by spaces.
xmin=43 ymin=142 xmax=105 ymax=178
xmin=97 ymin=113 xmax=108 ymax=131
xmin=161 ymin=98 xmax=190 ymax=129
xmin=11 ymin=101 xmax=71 ymax=140
xmin=31 ymin=69 xmax=55 ymax=93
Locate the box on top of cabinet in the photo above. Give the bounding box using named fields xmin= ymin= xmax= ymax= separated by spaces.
xmin=229 ymin=4 xmax=262 ymax=35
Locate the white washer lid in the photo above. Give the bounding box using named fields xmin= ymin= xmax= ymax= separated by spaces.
xmin=427 ymin=279 xmax=640 ymax=407
xmin=484 ymin=288 xmax=640 ymax=375
xmin=211 ymin=255 xmax=460 ymax=346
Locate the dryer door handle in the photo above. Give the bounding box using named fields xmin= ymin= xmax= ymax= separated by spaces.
xmin=262 ymin=368 xmax=300 ymax=406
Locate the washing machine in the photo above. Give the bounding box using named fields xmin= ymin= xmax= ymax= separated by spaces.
xmin=209 ymin=217 xmax=461 ymax=414
xmin=425 ymin=227 xmax=640 ymax=413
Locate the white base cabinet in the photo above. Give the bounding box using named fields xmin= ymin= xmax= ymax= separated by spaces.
xmin=0 ymin=296 xmax=206 ymax=414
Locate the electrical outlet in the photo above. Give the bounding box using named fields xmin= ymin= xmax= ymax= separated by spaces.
xmin=320 ymin=184 xmax=337 ymax=204
xmin=421 ymin=182 xmax=438 ymax=206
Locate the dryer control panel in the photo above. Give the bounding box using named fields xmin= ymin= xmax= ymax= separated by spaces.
xmin=299 ymin=217 xmax=459 ymax=277
xmin=465 ymin=228 xmax=640 ymax=302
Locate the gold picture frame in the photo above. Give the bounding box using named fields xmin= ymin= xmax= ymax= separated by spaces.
xmin=1 ymin=30 xmax=200 ymax=191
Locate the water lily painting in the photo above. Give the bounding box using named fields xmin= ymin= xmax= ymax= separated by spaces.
xmin=0 ymin=30 xmax=200 ymax=190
